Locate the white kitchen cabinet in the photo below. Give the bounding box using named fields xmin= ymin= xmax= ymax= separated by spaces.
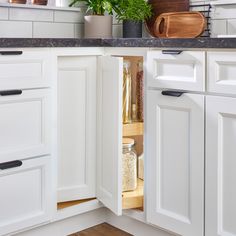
xmin=57 ymin=56 xmax=97 ymax=202
xmin=96 ymin=56 xmax=123 ymax=216
xmin=208 ymin=52 xmax=236 ymax=94
xmin=146 ymin=90 xmax=204 ymax=236
xmin=206 ymin=96 xmax=236 ymax=236
xmin=0 ymin=50 xmax=52 ymax=90
xmin=0 ymin=156 xmax=54 ymax=236
xmin=0 ymin=89 xmax=51 ymax=163
xmin=147 ymin=50 xmax=205 ymax=91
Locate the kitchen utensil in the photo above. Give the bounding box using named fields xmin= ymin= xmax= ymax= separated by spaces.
xmin=145 ymin=0 xmax=189 ymax=37
xmin=154 ymin=11 xmax=206 ymax=38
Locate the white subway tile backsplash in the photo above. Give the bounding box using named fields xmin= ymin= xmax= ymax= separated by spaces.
xmin=54 ymin=10 xmax=84 ymax=23
xmin=211 ymin=19 xmax=227 ymax=37
xmin=228 ymin=19 xmax=236 ymax=35
xmin=33 ymin=22 xmax=74 ymax=38
xmin=212 ymin=5 xmax=236 ymax=19
xmin=0 ymin=21 xmax=32 ymax=37
xmin=9 ymin=8 xmax=53 ymax=22
xmin=74 ymin=23 xmax=84 ymax=38
xmin=0 ymin=7 xmax=8 ymax=20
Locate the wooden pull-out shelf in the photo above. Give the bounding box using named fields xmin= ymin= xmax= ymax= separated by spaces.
xmin=57 ymin=198 xmax=96 ymax=210
xmin=122 ymin=178 xmax=144 ymax=210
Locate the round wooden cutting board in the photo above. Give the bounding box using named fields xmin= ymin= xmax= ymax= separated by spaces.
xmin=146 ymin=0 xmax=190 ymax=37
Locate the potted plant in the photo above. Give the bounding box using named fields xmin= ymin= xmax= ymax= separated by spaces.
xmin=69 ymin=0 xmax=119 ymax=38
xmin=115 ymin=0 xmax=152 ymax=38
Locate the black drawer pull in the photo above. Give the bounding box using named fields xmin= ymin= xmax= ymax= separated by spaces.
xmin=162 ymin=90 xmax=184 ymax=97
xmin=0 ymin=160 xmax=22 ymax=170
xmin=0 ymin=51 xmax=23 ymax=56
xmin=0 ymin=90 xmax=22 ymax=96
xmin=162 ymin=50 xmax=183 ymax=55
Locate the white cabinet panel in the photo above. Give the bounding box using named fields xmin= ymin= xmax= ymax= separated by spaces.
xmin=97 ymin=56 xmax=123 ymax=216
xmin=146 ymin=90 xmax=204 ymax=236
xmin=147 ymin=51 xmax=205 ymax=91
xmin=57 ymin=56 xmax=96 ymax=202
xmin=0 ymin=156 xmax=53 ymax=236
xmin=0 ymin=50 xmax=52 ymax=90
xmin=208 ymin=52 xmax=236 ymax=94
xmin=206 ymin=96 xmax=236 ymax=236
xmin=0 ymin=89 xmax=51 ymax=163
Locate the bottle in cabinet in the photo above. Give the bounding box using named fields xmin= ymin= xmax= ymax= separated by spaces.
xmin=123 ymin=60 xmax=132 ymax=124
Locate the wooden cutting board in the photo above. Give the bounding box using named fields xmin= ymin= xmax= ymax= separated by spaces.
xmin=154 ymin=12 xmax=206 ymax=38
xmin=145 ymin=0 xmax=189 ymax=37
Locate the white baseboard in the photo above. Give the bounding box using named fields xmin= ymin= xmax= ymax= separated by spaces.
xmin=15 ymin=208 xmax=107 ymax=236
xmin=106 ymin=210 xmax=177 ymax=236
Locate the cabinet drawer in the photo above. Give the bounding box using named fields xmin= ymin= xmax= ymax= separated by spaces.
xmin=0 ymin=156 xmax=54 ymax=236
xmin=0 ymin=50 xmax=52 ymax=90
xmin=208 ymin=52 xmax=236 ymax=94
xmin=0 ymin=89 xmax=51 ymax=163
xmin=147 ymin=50 xmax=205 ymax=91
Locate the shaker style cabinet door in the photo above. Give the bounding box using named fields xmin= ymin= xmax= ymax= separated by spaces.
xmin=57 ymin=56 xmax=96 ymax=202
xmin=0 ymin=50 xmax=52 ymax=90
xmin=147 ymin=50 xmax=205 ymax=92
xmin=206 ymin=96 xmax=236 ymax=236
xmin=0 ymin=156 xmax=53 ymax=236
xmin=146 ymin=90 xmax=204 ymax=236
xmin=207 ymin=52 xmax=236 ymax=94
xmin=0 ymin=89 xmax=51 ymax=163
xmin=96 ymin=56 xmax=123 ymax=216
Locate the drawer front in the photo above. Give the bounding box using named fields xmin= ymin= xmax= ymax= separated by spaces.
xmin=0 ymin=89 xmax=51 ymax=163
xmin=0 ymin=156 xmax=54 ymax=236
xmin=147 ymin=50 xmax=205 ymax=91
xmin=0 ymin=50 xmax=52 ymax=90
xmin=208 ymin=52 xmax=236 ymax=94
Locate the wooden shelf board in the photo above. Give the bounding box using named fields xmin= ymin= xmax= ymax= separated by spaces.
xmin=57 ymin=198 xmax=96 ymax=210
xmin=123 ymin=122 xmax=144 ymax=137
xmin=122 ymin=178 xmax=144 ymax=210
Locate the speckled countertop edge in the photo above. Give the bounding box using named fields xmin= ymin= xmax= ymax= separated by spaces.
xmin=0 ymin=38 xmax=236 ymax=48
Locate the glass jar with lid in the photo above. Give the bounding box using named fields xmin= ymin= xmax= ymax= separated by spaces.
xmin=122 ymin=138 xmax=137 ymax=192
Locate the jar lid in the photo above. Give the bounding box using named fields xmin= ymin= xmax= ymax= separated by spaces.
xmin=122 ymin=138 xmax=135 ymax=148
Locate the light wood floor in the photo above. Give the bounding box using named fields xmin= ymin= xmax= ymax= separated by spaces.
xmin=69 ymin=223 xmax=133 ymax=236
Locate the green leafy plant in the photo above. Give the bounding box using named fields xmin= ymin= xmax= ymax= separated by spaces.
xmin=115 ymin=0 xmax=152 ymax=22
xmin=69 ymin=0 xmax=119 ymax=15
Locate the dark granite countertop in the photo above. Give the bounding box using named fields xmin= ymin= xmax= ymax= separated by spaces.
xmin=0 ymin=37 xmax=236 ymax=48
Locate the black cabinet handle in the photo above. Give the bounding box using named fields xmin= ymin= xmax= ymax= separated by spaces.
xmin=0 ymin=90 xmax=22 ymax=96
xmin=162 ymin=50 xmax=183 ymax=55
xmin=162 ymin=90 xmax=184 ymax=97
xmin=0 ymin=51 xmax=23 ymax=56
xmin=0 ymin=160 xmax=22 ymax=170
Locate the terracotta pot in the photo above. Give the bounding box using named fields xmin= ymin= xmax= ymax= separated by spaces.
xmin=9 ymin=0 xmax=26 ymax=4
xmin=32 ymin=0 xmax=48 ymax=5
xmin=84 ymin=15 xmax=112 ymax=38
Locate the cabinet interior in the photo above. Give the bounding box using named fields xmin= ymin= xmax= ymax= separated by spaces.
xmin=121 ymin=56 xmax=144 ymax=211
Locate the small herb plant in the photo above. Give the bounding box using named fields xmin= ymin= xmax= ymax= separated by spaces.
xmin=115 ymin=0 xmax=152 ymax=22
xmin=69 ymin=0 xmax=119 ymax=15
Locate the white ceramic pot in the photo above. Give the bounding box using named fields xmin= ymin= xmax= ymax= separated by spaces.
xmin=84 ymin=15 xmax=112 ymax=38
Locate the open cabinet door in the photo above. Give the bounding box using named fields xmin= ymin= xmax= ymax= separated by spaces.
xmin=97 ymin=56 xmax=123 ymax=216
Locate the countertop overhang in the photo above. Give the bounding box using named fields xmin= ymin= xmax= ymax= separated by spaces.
xmin=0 ymin=38 xmax=236 ymax=48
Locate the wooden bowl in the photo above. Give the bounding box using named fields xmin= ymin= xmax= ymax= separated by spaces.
xmin=32 ymin=0 xmax=48 ymax=5
xmin=9 ymin=0 xmax=27 ymax=4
